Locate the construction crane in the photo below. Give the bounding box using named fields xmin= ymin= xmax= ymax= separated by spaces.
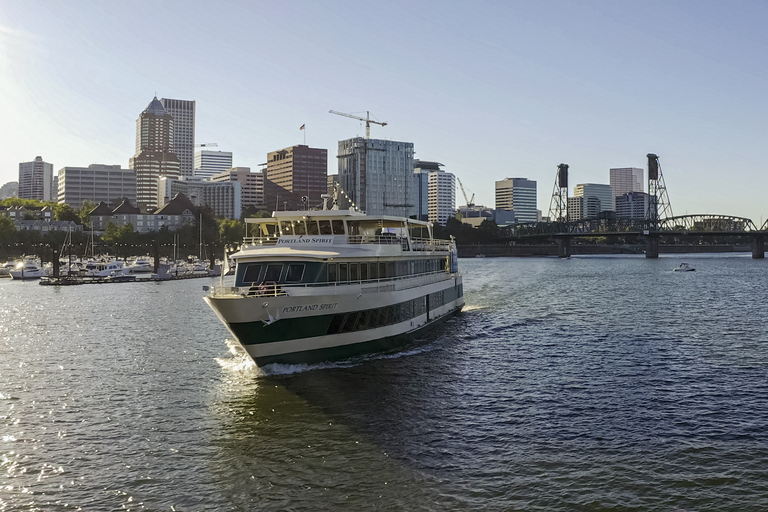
xmin=456 ymin=177 xmax=475 ymax=207
xmin=329 ymin=110 xmax=387 ymax=139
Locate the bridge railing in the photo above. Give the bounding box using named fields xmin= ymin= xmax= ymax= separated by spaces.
xmin=500 ymin=214 xmax=761 ymax=238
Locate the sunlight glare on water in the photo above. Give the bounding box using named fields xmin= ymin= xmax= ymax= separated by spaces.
xmin=2 ymin=254 xmax=768 ymax=510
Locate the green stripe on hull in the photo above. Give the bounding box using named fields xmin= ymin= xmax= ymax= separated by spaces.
xmin=252 ymin=307 xmax=462 ymax=367
xmin=229 ymin=314 xmax=335 ymax=345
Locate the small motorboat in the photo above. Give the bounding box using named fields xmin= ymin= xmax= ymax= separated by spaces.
xmin=674 ymin=262 xmax=695 ymax=272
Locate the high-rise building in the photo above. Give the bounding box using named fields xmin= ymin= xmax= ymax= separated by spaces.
xmin=573 ymin=183 xmax=615 ymax=217
xmin=616 ymin=191 xmax=652 ymax=219
xmin=428 ymin=169 xmax=455 ymax=226
xmin=18 ymin=156 xmax=54 ymax=201
xmin=327 ymin=174 xmax=339 ymax=196
xmin=610 ymin=167 xmax=644 ymax=198
xmin=265 ymin=145 xmax=327 ymax=211
xmin=158 ymin=177 xmax=241 ymax=219
xmin=337 ymin=137 xmax=414 ymax=216
xmin=495 ymin=178 xmax=537 ymax=223
xmin=129 ymin=97 xmax=181 ymax=211
xmin=194 ymin=150 xmax=233 ymax=180
xmin=211 ymin=167 xmax=265 ymax=210
xmin=0 ymin=181 xmax=19 ymax=200
xmin=567 ymin=195 xmax=603 ymax=221
xmin=57 ymin=164 xmax=137 ymax=209
xmin=412 ymin=160 xmax=439 ymax=221
xmin=160 ymin=98 xmax=195 ymax=178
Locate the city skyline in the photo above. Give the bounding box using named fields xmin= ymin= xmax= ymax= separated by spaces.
xmin=2 ymin=1 xmax=768 ymax=223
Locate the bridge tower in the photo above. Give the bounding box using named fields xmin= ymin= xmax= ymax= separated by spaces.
xmin=645 ymin=153 xmax=673 ymax=228
xmin=548 ymin=163 xmax=569 ymax=222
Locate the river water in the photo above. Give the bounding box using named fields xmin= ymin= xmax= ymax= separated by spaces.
xmin=2 ymin=254 xmax=768 ymax=511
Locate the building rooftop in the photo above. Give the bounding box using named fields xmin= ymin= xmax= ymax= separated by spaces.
xmin=112 ymin=199 xmax=141 ymax=214
xmin=142 ymin=96 xmax=168 ymax=116
xmin=88 ymin=202 xmax=113 ymax=216
xmin=155 ymin=193 xmax=196 ymax=215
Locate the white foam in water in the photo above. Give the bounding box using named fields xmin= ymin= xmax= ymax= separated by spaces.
xmin=215 ymin=339 xmax=263 ymax=377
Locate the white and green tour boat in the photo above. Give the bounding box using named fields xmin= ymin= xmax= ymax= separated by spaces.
xmin=204 ymin=207 xmax=464 ymax=367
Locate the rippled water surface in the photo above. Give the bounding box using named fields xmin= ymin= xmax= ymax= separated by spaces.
xmin=2 ymin=254 xmax=768 ymax=510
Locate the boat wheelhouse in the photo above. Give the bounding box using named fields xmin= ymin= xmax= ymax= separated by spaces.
xmin=204 ymin=209 xmax=464 ymax=367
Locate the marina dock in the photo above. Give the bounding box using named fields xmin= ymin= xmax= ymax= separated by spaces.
xmin=38 ymin=271 xmax=220 ymax=286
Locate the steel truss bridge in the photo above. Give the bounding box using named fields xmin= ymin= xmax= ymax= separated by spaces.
xmin=504 ymin=214 xmax=764 ymax=236
xmin=499 ymin=214 xmax=768 ymax=259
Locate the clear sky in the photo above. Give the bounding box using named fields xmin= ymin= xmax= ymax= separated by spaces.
xmin=2 ymin=0 xmax=767 ymax=224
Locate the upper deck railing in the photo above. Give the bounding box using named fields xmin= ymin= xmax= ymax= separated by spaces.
xmin=241 ymin=234 xmax=451 ymax=252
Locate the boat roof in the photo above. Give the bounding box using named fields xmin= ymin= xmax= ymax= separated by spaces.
xmin=245 ymin=209 xmax=432 ymax=228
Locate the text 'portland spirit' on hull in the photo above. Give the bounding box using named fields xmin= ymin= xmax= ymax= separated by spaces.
xmin=204 ymin=205 xmax=464 ymax=367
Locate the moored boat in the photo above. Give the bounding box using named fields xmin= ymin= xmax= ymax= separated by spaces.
xmin=204 ymin=208 xmax=464 ymax=367
xmin=128 ymin=258 xmax=153 ymax=274
xmin=9 ymin=259 xmax=47 ymax=280
xmin=0 ymin=262 xmax=14 ymax=278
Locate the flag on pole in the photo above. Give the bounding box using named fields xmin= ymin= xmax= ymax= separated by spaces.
xmin=300 ymin=124 xmax=305 ymax=130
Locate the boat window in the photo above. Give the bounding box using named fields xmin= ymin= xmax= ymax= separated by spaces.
xmin=349 ymin=263 xmax=358 ymax=282
xmin=327 ymin=314 xmax=344 ymax=334
xmin=357 ymin=310 xmax=371 ymax=330
xmin=378 ymin=262 xmax=387 ymax=278
xmin=294 ymin=221 xmax=307 ymax=235
xmin=369 ymin=262 xmax=378 ymax=279
xmin=384 ymin=305 xmax=395 ymax=325
xmin=331 ymin=220 xmax=345 ymax=234
xmin=348 ymin=222 xmax=360 ymax=236
xmin=360 ymin=263 xmax=368 ymax=281
xmin=285 ymin=264 xmax=305 ymax=282
xmin=327 ymin=263 xmax=337 ymax=282
xmin=280 ymin=221 xmax=294 ymax=235
xmin=341 ymin=312 xmax=360 ymax=333
xmin=317 ymin=264 xmax=327 ymax=283
xmin=394 ymin=303 xmax=404 ymax=322
xmin=387 ymin=261 xmax=396 ymax=278
xmin=319 ymin=220 xmax=333 ymax=235
xmin=339 ymin=263 xmax=348 ymax=282
xmin=264 ymin=264 xmax=283 ymax=282
xmin=242 ymin=264 xmax=262 ymax=284
xmin=372 ymin=309 xmax=384 ymax=328
xmin=260 ymin=223 xmax=278 ymax=237
xmin=307 ymin=220 xmax=319 ymax=235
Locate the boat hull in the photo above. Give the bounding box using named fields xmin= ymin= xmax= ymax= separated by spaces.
xmin=247 ymin=306 xmax=461 ymax=366
xmin=205 ymin=275 xmax=464 ymax=366
xmin=9 ymin=270 xmax=46 ymax=280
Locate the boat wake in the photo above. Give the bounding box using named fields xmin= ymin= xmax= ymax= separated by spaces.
xmin=215 ymin=336 xmax=449 ymax=377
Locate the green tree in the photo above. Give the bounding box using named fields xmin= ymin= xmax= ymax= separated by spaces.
xmin=218 ymin=218 xmax=244 ymax=244
xmin=79 ymin=200 xmax=97 ymax=227
xmin=0 ymin=216 xmax=15 ymax=241
xmin=54 ymin=203 xmax=79 ymax=223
